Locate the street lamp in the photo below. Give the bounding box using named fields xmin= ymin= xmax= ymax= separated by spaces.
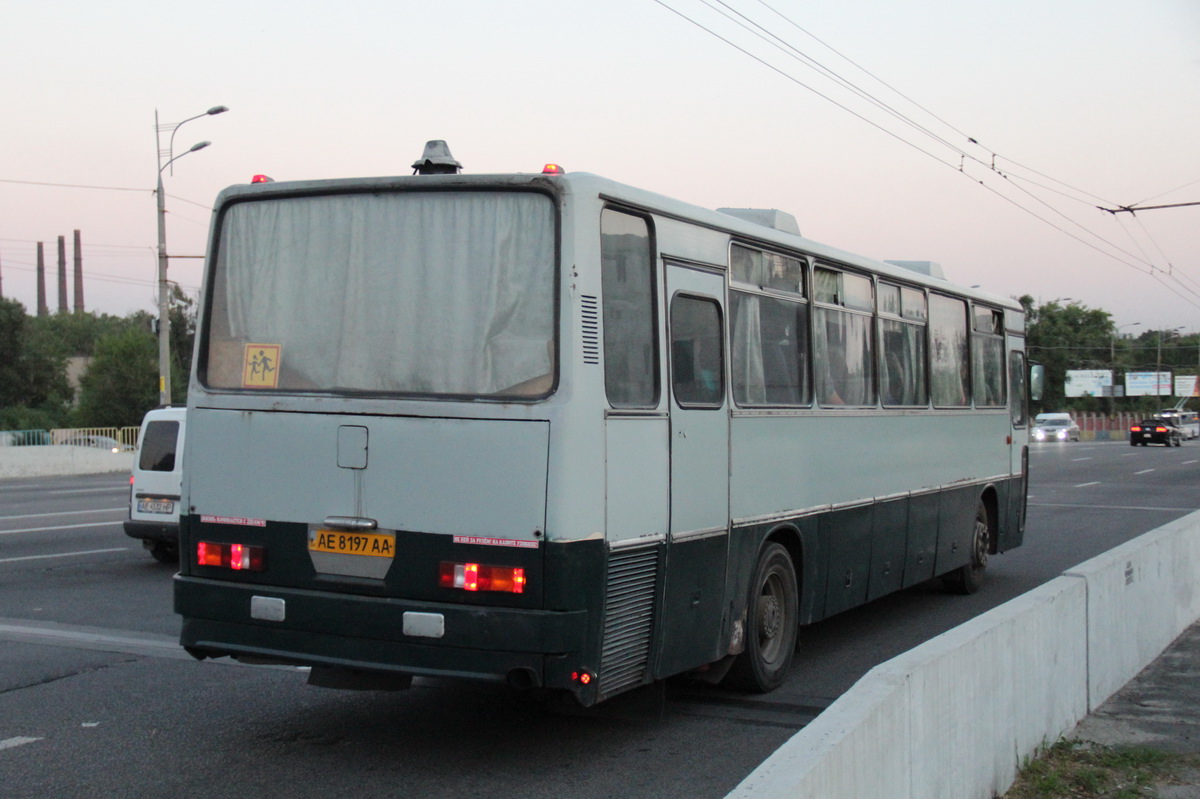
xmin=154 ymin=105 xmax=227 ymax=406
xmin=1156 ymin=326 xmax=1185 ymax=404
xmin=1111 ymin=322 xmax=1141 ymax=364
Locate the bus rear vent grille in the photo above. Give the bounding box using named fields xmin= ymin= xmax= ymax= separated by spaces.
xmin=581 ymin=295 xmax=600 ymax=365
xmin=599 ymin=544 xmax=658 ymax=697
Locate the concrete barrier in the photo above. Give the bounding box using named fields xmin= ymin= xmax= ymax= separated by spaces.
xmin=728 ymin=509 xmax=1200 ymax=799
xmin=0 ymin=447 xmax=133 ymax=479
xmin=1067 ymin=512 xmax=1200 ymax=711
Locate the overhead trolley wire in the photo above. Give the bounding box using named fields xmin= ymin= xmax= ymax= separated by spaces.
xmin=648 ymin=0 xmax=961 ymax=171
xmin=648 ymin=0 xmax=1199 ymax=308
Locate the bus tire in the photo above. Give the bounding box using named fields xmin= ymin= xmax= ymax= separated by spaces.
xmin=729 ymin=542 xmax=798 ymax=692
xmin=944 ymin=500 xmax=990 ymax=595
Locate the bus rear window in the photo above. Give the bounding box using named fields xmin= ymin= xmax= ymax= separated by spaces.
xmin=203 ymin=190 xmax=556 ymax=399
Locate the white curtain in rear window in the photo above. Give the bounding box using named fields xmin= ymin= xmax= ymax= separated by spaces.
xmin=209 ymin=191 xmax=555 ymax=396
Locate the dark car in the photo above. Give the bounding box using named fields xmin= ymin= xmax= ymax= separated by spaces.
xmin=1129 ymin=418 xmax=1183 ymax=447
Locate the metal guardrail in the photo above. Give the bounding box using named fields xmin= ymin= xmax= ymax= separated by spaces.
xmin=0 ymin=429 xmax=52 ymax=446
xmin=50 ymin=427 xmax=139 ymax=450
xmin=0 ymin=427 xmax=138 ymax=450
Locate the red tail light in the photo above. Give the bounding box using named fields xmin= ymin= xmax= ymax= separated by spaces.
xmin=197 ymin=541 xmax=266 ymax=571
xmin=438 ymin=562 xmax=526 ymax=594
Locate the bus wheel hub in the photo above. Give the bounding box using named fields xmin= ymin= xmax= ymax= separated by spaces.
xmin=760 ymin=596 xmax=782 ymax=639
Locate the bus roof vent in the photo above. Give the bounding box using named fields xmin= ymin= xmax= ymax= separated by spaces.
xmin=716 ymin=208 xmax=801 ymax=236
xmin=412 ymin=140 xmax=463 ymax=175
xmin=883 ymin=260 xmax=946 ymax=280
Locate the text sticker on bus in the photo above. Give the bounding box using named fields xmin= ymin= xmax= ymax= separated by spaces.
xmin=242 ymin=343 xmax=282 ymax=389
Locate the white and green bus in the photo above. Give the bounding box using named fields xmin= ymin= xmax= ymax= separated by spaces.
xmin=175 ymin=145 xmax=1033 ymax=705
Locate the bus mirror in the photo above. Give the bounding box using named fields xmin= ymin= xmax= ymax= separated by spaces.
xmin=1030 ymin=363 xmax=1045 ymax=402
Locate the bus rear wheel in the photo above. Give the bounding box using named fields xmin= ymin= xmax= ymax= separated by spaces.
xmin=944 ymin=500 xmax=990 ymax=595
xmin=729 ymin=542 xmax=798 ymax=692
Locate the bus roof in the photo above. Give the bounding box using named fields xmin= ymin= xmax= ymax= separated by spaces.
xmin=212 ymin=169 xmax=1022 ymax=313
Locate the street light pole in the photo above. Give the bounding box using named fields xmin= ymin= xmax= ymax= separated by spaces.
xmin=1155 ymin=326 xmax=1184 ymax=405
xmin=154 ymin=105 xmax=227 ymax=406
xmin=1109 ymin=322 xmax=1140 ymax=414
xmin=1111 ymin=322 xmax=1141 ymax=364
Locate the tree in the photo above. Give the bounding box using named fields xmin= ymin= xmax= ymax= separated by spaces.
xmin=0 ymin=297 xmax=71 ymax=425
xmin=168 ymin=284 xmax=196 ymax=404
xmin=28 ymin=310 xmax=131 ymax=358
xmin=75 ymin=328 xmax=159 ymax=428
xmin=1023 ymin=297 xmax=1115 ymax=412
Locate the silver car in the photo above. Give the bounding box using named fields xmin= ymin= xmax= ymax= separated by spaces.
xmin=1031 ymin=417 xmax=1080 ymax=442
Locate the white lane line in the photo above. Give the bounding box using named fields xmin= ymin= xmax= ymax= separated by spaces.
xmin=0 ymin=547 xmax=131 ymax=564
xmin=0 ymin=521 xmax=124 ymax=536
xmin=0 ymin=737 xmax=43 ymax=751
xmin=1073 ymin=481 xmax=1101 ymax=488
xmin=1184 ymin=460 xmax=1198 ymax=465
xmin=1134 ymin=469 xmax=1156 ymax=475
xmin=0 ymin=508 xmax=126 ymax=522
xmin=0 ymin=486 xmax=128 ymax=496
xmin=1030 ymin=502 xmax=1197 ymax=512
xmin=1071 ymin=457 xmax=1093 ymax=462
xmin=0 ymin=621 xmax=193 ymax=663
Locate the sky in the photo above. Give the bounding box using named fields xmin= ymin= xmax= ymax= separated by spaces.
xmin=1 ymin=0 xmax=1198 ymax=340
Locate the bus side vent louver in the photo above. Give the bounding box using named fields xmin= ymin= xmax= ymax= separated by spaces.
xmin=581 ymin=295 xmax=600 ymax=365
xmin=598 ymin=544 xmax=658 ymax=697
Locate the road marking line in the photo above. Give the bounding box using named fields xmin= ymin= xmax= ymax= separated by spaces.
xmin=0 ymin=621 xmax=266 ymax=666
xmin=1184 ymin=460 xmax=1198 ymax=465
xmin=1134 ymin=469 xmax=1156 ymax=475
xmin=0 ymin=507 xmax=125 ymax=522
xmin=1071 ymin=457 xmax=1093 ymax=462
xmin=1073 ymin=481 xmax=1101 ymax=488
xmin=0 ymin=521 xmax=123 ymax=536
xmin=0 ymin=547 xmax=130 ymax=564
xmin=0 ymin=737 xmax=43 ymax=751
xmin=0 ymin=487 xmax=128 ymax=497
xmin=1030 ymin=502 xmax=1196 ymax=512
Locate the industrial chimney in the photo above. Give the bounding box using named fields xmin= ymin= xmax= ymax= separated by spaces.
xmin=73 ymin=229 xmax=84 ymax=312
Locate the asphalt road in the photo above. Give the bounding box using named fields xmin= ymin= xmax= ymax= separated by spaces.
xmin=1 ymin=440 xmax=1197 ymax=798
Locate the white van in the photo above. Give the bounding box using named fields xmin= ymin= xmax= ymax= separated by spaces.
xmin=123 ymin=407 xmax=186 ymax=564
xmin=1157 ymin=409 xmax=1199 ymax=440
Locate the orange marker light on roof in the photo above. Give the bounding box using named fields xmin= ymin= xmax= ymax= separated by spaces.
xmin=542 ymin=164 xmax=565 ymax=175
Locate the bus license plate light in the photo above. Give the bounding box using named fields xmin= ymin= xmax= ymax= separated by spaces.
xmin=438 ymin=562 xmax=526 ymax=594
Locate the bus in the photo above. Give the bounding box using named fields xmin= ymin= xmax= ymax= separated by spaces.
xmin=174 ymin=143 xmax=1033 ymax=706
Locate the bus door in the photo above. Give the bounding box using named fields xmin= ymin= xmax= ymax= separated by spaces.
xmin=657 ymin=262 xmax=730 ymax=675
xmin=1004 ymin=349 xmax=1029 ymax=548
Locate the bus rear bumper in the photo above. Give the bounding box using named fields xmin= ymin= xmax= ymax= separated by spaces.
xmin=174 ymin=575 xmax=589 ymax=689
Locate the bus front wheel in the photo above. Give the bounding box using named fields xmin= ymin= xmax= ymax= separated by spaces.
xmin=729 ymin=542 xmax=798 ymax=692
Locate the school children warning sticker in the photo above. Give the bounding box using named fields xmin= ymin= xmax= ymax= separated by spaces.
xmin=242 ymin=343 xmax=281 ymax=388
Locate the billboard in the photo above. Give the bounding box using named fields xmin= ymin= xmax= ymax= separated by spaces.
xmin=1175 ymin=375 xmax=1200 ymax=398
xmin=1065 ymin=370 xmax=1113 ymax=397
xmin=1125 ymin=371 xmax=1173 ymax=396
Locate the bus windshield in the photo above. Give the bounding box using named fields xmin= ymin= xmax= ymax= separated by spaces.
xmin=203 ymin=190 xmax=556 ymax=398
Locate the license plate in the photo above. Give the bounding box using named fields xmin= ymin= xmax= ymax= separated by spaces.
xmin=137 ymin=499 xmax=175 ymax=515
xmin=308 ymin=529 xmax=396 ymax=558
